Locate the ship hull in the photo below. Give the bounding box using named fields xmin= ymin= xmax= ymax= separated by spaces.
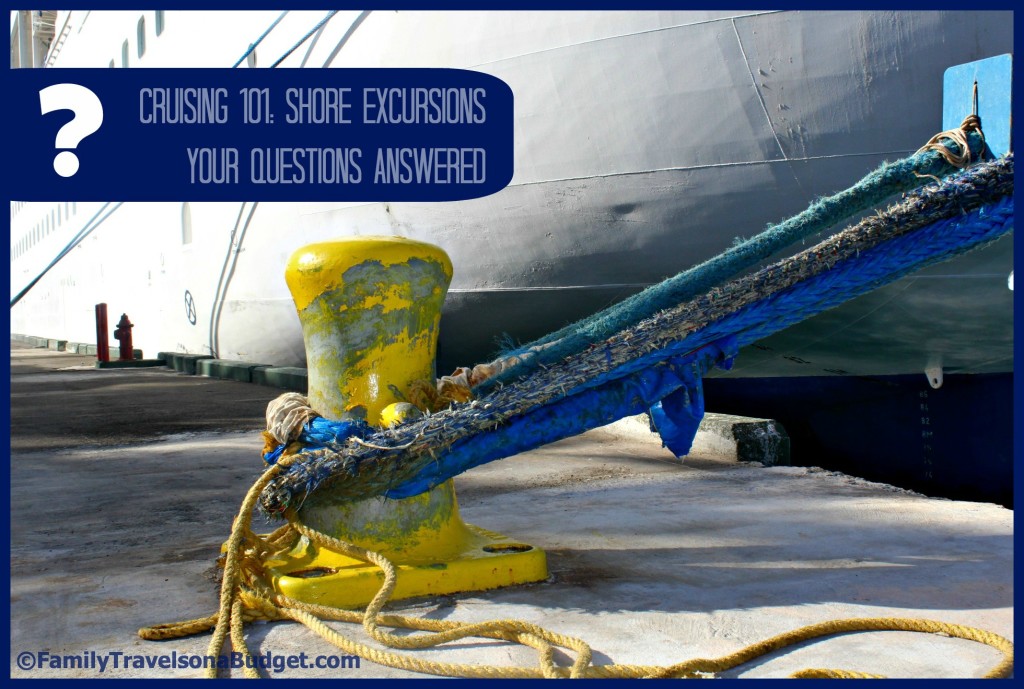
xmin=705 ymin=372 xmax=1013 ymax=507
xmin=12 ymin=9 xmax=1012 ymax=377
xmin=10 ymin=10 xmax=1014 ymax=497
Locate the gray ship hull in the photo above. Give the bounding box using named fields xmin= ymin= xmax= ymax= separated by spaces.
xmin=10 ymin=10 xmax=1014 ymax=382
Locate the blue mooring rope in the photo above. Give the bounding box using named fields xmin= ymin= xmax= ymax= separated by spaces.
xmin=260 ymin=157 xmax=1013 ymax=510
xmin=385 ymin=195 xmax=1014 ymax=498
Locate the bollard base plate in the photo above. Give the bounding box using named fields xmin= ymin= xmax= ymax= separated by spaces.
xmin=261 ymin=523 xmax=548 ymax=609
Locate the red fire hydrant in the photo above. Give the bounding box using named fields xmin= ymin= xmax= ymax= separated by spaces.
xmin=113 ymin=313 xmax=134 ymax=361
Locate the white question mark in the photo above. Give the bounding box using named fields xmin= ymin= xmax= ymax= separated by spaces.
xmin=39 ymin=83 xmax=104 ymax=178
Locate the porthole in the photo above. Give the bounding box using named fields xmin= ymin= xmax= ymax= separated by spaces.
xmin=181 ymin=202 xmax=193 ymax=245
xmin=137 ymin=17 xmax=146 ymax=58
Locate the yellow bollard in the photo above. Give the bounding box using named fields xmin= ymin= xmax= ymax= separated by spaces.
xmin=263 ymin=236 xmax=547 ymax=609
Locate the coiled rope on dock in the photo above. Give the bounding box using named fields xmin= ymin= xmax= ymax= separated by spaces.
xmin=140 ymin=458 xmax=1014 ymax=678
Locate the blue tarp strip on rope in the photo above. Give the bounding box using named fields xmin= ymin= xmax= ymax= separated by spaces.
xmin=385 ymin=337 xmax=739 ymax=498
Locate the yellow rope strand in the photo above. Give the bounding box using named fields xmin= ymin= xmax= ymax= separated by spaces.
xmin=139 ymin=457 xmax=1014 ymax=679
xmin=229 ymin=599 xmax=261 ymax=679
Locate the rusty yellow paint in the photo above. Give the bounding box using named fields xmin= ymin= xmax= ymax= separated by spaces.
xmin=286 ymin=236 xmax=452 ymax=313
xmin=357 ymin=284 xmax=415 ymax=314
xmin=268 ymin=480 xmax=547 ymax=608
xmin=271 ymin=235 xmax=547 ymax=609
xmin=286 ymin=235 xmax=450 ymax=421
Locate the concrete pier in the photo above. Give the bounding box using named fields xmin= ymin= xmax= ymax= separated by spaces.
xmin=8 ymin=344 xmax=1013 ymax=678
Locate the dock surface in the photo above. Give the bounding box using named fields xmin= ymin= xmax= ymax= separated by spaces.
xmin=9 ymin=344 xmax=1013 ymax=678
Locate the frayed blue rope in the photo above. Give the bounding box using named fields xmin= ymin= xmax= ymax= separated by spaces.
xmin=380 ymin=196 xmax=1013 ymax=499
xmin=260 ymin=160 xmax=1012 ymax=512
